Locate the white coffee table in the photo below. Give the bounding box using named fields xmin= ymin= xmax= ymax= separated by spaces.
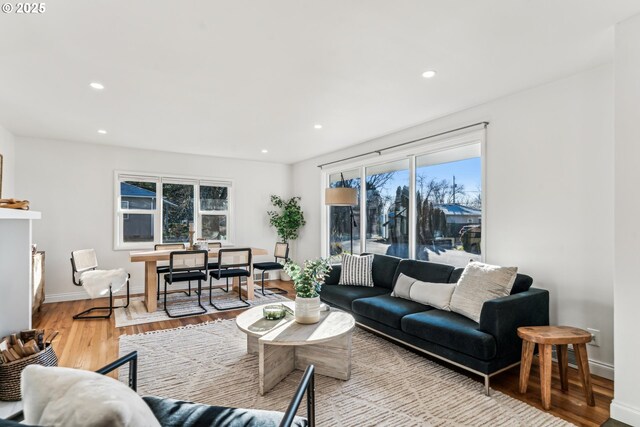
xmin=236 ymin=301 xmax=355 ymax=395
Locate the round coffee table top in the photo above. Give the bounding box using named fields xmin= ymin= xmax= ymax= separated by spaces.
xmin=517 ymin=326 xmax=592 ymax=345
xmin=236 ymin=302 xmax=355 ymax=346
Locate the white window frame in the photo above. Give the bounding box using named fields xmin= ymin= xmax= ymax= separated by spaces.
xmin=320 ymin=128 xmax=486 ymax=261
xmin=114 ymin=171 xmax=234 ymax=250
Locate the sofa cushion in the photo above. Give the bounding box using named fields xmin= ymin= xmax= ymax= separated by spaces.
xmin=352 ymin=295 xmax=432 ymax=329
xmin=339 ymin=253 xmax=374 ymax=286
xmin=21 ymin=365 xmax=161 ymax=427
xmin=401 ymin=311 xmax=497 ymax=360
xmin=449 ymin=268 xmax=534 ymax=295
xmin=143 ymin=396 xmax=308 ymax=427
xmin=320 ymin=284 xmax=389 ymax=311
xmin=390 ymin=273 xmax=415 ymax=299
xmin=450 ymin=262 xmax=518 ymax=322
xmin=409 ymin=281 xmax=456 ymax=311
xmin=365 ymin=253 xmax=402 ymax=290
xmin=393 ymin=259 xmax=454 ymax=285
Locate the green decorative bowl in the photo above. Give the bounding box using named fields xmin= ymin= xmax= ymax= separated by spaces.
xmin=263 ymin=304 xmax=286 ymax=320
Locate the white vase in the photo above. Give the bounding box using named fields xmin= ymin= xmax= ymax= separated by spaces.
xmin=280 ymin=271 xmax=292 ymax=282
xmin=295 ymin=296 xmax=321 ymax=324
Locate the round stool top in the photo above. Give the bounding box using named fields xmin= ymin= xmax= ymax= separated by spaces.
xmin=517 ymin=326 xmax=592 ymax=345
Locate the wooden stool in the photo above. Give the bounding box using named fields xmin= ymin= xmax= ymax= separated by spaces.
xmin=517 ymin=326 xmax=595 ymax=410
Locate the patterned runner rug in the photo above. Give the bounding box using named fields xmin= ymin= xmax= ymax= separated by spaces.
xmin=114 ymin=287 xmax=289 ymax=327
xmin=119 ymin=319 xmax=572 ymax=426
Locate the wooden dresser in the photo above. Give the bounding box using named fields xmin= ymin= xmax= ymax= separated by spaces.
xmin=32 ymin=251 xmax=45 ymax=315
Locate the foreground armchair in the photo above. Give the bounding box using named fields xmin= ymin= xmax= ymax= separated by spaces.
xmin=3 ymin=352 xmax=314 ymax=427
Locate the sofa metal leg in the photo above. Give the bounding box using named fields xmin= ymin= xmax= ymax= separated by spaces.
xmin=484 ymin=375 xmax=491 ymax=396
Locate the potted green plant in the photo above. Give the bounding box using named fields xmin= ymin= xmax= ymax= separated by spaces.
xmin=283 ymin=258 xmax=332 ymax=324
xmin=267 ymin=195 xmax=306 ymax=280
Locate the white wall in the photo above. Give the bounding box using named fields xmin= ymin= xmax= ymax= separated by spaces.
xmin=14 ymin=137 xmax=291 ymax=300
xmin=293 ymin=64 xmax=615 ymax=378
xmin=0 ymin=124 xmax=16 ymax=198
xmin=611 ymin=13 xmax=640 ymax=426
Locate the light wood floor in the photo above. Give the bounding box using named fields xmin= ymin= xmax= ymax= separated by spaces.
xmin=33 ymin=280 xmax=613 ymax=427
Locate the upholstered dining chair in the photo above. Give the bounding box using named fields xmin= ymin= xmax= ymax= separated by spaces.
xmin=163 ymin=250 xmax=208 ymax=318
xmin=155 ymin=243 xmax=187 ymax=300
xmin=253 ymin=242 xmax=289 ymax=296
xmin=70 ymin=249 xmax=130 ymax=320
xmin=208 ymin=248 xmax=252 ymax=311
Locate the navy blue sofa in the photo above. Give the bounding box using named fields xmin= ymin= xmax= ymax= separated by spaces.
xmin=320 ymin=254 xmax=549 ymax=393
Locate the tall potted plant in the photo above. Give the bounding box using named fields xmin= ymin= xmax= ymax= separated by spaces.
xmin=267 ymin=195 xmax=306 ymax=280
xmin=283 ymin=258 xmax=332 ymax=324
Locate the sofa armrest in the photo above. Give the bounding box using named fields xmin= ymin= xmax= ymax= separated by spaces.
xmin=479 ymin=288 xmax=549 ymax=357
xmin=325 ymin=264 xmax=341 ymax=286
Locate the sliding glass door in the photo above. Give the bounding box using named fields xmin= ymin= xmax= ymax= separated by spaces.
xmin=415 ymin=155 xmax=481 ymax=265
xmin=365 ymin=159 xmax=410 ymax=258
xmin=328 ymin=169 xmax=361 ymax=258
xmin=324 ymin=132 xmax=483 ymax=267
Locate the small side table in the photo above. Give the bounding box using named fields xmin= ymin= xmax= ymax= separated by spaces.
xmin=517 ymin=326 xmax=595 ymax=410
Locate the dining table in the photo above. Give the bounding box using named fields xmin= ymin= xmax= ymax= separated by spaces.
xmin=129 ymin=246 xmax=269 ymax=312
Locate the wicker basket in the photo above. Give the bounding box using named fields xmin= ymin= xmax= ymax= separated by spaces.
xmin=0 ymin=345 xmax=58 ymax=401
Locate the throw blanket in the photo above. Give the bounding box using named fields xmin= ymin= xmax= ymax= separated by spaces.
xmin=80 ymin=269 xmax=128 ymax=299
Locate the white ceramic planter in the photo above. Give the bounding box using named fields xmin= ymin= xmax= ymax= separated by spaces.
xmin=295 ymin=296 xmax=321 ymax=324
xmin=280 ymin=271 xmax=292 ymax=282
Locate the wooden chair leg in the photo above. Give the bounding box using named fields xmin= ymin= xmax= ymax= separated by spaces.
xmin=557 ymin=344 xmax=569 ymax=392
xmin=574 ymin=343 xmax=595 ymax=406
xmin=539 ymin=344 xmax=552 ymax=410
xmin=519 ymin=340 xmax=535 ymax=394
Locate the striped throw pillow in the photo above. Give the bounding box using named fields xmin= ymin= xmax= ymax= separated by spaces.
xmin=338 ymin=254 xmax=374 ymax=287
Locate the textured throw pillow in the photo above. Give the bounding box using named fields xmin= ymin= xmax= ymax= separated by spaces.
xmin=409 ymin=281 xmax=456 ymax=311
xmin=450 ymin=261 xmax=518 ymax=322
xmin=22 ymin=364 xmax=161 ymax=427
xmin=391 ymin=273 xmax=416 ymax=299
xmin=339 ymin=253 xmax=374 ymax=286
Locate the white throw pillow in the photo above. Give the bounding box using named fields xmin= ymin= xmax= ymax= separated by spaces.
xmin=22 ymin=364 xmax=161 ymax=427
xmin=339 ymin=253 xmax=374 ymax=287
xmin=409 ymin=281 xmax=456 ymax=311
xmin=391 ymin=273 xmax=416 ymax=299
xmin=450 ymin=261 xmax=518 ymax=323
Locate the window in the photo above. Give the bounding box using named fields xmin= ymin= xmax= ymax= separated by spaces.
xmin=415 ymin=156 xmax=481 ymax=265
xmin=323 ymin=130 xmax=483 ymax=268
xmin=365 ymin=159 xmax=410 ymax=258
xmin=199 ymin=184 xmax=229 ymax=241
xmin=115 ymin=173 xmax=233 ymax=250
xmin=328 ymin=170 xmax=361 ymax=259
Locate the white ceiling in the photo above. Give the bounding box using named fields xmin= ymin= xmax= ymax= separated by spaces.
xmin=1 ymin=1 xmax=639 ymax=164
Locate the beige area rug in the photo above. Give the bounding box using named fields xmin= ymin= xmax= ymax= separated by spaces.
xmin=114 ymin=287 xmax=290 ymax=327
xmin=119 ymin=320 xmax=573 ymax=426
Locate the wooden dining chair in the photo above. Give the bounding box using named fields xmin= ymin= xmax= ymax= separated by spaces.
xmin=253 ymin=242 xmax=289 ymax=296
xmin=155 ymin=243 xmax=187 ymax=300
xmin=208 ymin=248 xmax=252 ymax=311
xmin=164 ymin=250 xmax=208 ymax=318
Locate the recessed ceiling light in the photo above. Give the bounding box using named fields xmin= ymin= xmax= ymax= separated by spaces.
xmin=90 ymin=82 xmax=105 ymax=90
xmin=97 ymin=129 xmax=107 ymax=134
xmin=314 ymin=124 xmax=323 ymax=129
xmin=422 ymin=70 xmax=437 ymax=79
xmin=261 ymin=149 xmax=268 ymax=154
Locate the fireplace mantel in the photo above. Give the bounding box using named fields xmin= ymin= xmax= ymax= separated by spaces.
xmin=0 ymin=209 xmax=41 ymax=337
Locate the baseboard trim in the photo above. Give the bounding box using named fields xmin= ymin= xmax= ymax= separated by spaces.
xmin=611 ymin=400 xmax=640 ymax=426
xmin=587 ymin=359 xmax=615 ymax=381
